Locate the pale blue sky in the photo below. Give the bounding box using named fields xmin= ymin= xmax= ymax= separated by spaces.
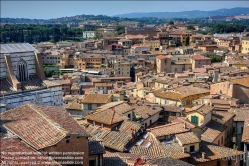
xmin=1 ymin=1 xmax=249 ymax=19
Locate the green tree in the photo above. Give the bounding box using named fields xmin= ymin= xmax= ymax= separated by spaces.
xmin=169 ymin=20 xmax=174 ymax=25
xmin=187 ymin=25 xmax=195 ymax=30
xmin=116 ymin=26 xmax=125 ymax=35
xmin=210 ymin=56 xmax=221 ymax=63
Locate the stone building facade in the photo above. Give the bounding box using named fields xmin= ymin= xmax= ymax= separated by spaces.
xmin=0 ymin=43 xmax=63 ymax=112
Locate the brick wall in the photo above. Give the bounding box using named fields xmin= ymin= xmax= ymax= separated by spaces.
xmin=233 ymin=84 xmax=249 ymax=104
xmin=210 ymin=81 xmax=233 ymax=96
xmin=42 ymin=136 xmax=89 ymax=166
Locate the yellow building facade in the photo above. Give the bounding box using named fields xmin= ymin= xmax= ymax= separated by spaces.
xmin=242 ymin=38 xmax=249 ymax=54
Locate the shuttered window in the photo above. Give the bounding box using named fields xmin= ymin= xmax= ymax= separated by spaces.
xmin=191 ymin=116 xmax=199 ymax=124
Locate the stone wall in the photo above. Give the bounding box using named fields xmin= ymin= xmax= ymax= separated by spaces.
xmin=0 ymin=86 xmax=63 ymax=112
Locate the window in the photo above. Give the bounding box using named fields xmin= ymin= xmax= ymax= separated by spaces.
xmin=145 ymin=123 xmax=147 ymax=128
xmin=17 ymin=59 xmax=28 ymax=82
xmin=150 ymin=120 xmax=152 ymax=125
xmin=198 ymin=61 xmax=201 ymax=64
xmin=88 ymin=104 xmax=92 ymax=110
xmin=97 ymin=104 xmax=101 ymax=107
xmin=191 ymin=116 xmax=199 ymax=125
xmin=164 ymin=100 xmax=168 ymax=104
xmin=66 ymin=139 xmax=70 ymax=143
xmin=190 ymin=145 xmax=195 ymax=152
xmin=217 ymin=161 xmax=220 ymax=166
xmin=241 ymin=127 xmax=244 ymax=134
xmin=128 ymin=114 xmax=131 ymax=119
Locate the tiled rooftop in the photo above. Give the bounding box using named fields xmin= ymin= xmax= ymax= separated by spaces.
xmin=161 ymin=141 xmax=190 ymax=159
xmin=149 ymin=122 xmax=190 ymax=138
xmin=85 ymin=108 xmax=128 ymax=125
xmin=212 ymin=111 xmax=234 ymax=123
xmin=1 ymin=104 xmax=67 ymax=150
xmin=130 ymin=132 xmax=164 ymax=157
xmin=230 ymin=77 xmax=249 ymax=88
xmin=132 ymin=104 xmax=162 ymax=120
xmin=201 ymin=120 xmax=226 ymax=143
xmin=97 ymin=101 xmax=134 ymax=114
xmin=185 ymin=104 xmax=213 ymax=115
xmin=80 ymin=121 xmax=110 ymax=141
xmin=146 ymin=156 xmax=194 ymax=166
xmin=81 ymin=94 xmax=112 ymax=104
xmin=34 ymin=104 xmax=89 ymax=135
xmin=154 ymin=86 xmax=210 ymax=100
xmin=192 ymin=54 xmax=211 ymax=60
xmin=189 ymin=142 xmax=243 ymax=164
xmin=103 ymin=120 xmax=142 ymax=152
xmin=228 ymin=108 xmax=249 ymax=122
xmin=176 ymin=132 xmax=201 ymax=145
xmin=66 ymin=99 xmax=82 ymax=110
xmin=0 ymin=135 xmax=60 ymax=165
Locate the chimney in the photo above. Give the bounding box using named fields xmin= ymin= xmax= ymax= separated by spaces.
xmin=202 ymin=152 xmax=206 ymax=159
xmin=182 ymin=147 xmax=187 ymax=153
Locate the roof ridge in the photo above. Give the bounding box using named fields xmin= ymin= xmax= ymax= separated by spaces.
xmin=29 ymin=104 xmax=68 ymax=135
xmin=150 ymin=122 xmax=181 ymax=130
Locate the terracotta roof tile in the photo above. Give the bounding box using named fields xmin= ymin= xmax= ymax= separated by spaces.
xmin=192 ymin=54 xmax=211 ymax=61
xmin=201 ymin=120 xmax=226 ymax=143
xmin=155 ymin=86 xmax=210 ymax=100
xmin=228 ymin=108 xmax=249 ymax=122
xmin=147 ymin=156 xmax=194 ymax=166
xmin=132 ymin=105 xmax=162 ymax=120
xmin=0 ymin=136 xmax=60 ymax=165
xmin=212 ymin=111 xmax=234 ymax=123
xmin=149 ymin=122 xmax=190 ymax=138
xmin=66 ymin=99 xmax=82 ymax=110
xmin=85 ymin=108 xmax=128 ymax=125
xmin=97 ymin=101 xmax=134 ymax=114
xmin=189 ymin=142 xmax=243 ymax=164
xmin=185 ymin=104 xmax=213 ymax=115
xmin=176 ymin=132 xmax=201 ymax=145
xmin=230 ymin=77 xmax=249 ymax=88
xmin=103 ymin=120 xmax=142 ymax=152
xmin=1 ymin=104 xmax=66 ymax=150
xmin=160 ymin=141 xmax=190 ymax=159
xmin=81 ymin=94 xmax=112 ymax=104
xmin=130 ymin=133 xmax=164 ymax=157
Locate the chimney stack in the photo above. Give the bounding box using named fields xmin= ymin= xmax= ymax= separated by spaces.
xmin=202 ymin=152 xmax=206 ymax=159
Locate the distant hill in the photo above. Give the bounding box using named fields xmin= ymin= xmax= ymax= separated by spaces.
xmin=114 ymin=7 xmax=249 ymax=18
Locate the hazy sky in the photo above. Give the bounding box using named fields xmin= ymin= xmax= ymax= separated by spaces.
xmin=2 ymin=1 xmax=249 ymax=19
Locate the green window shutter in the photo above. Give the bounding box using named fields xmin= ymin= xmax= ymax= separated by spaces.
xmin=191 ymin=116 xmax=198 ymax=125
xmin=191 ymin=116 xmax=195 ymax=123
xmin=195 ymin=116 xmax=199 ymax=124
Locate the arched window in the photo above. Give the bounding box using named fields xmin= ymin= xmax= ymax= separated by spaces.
xmin=17 ymin=59 xmax=28 ymax=82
